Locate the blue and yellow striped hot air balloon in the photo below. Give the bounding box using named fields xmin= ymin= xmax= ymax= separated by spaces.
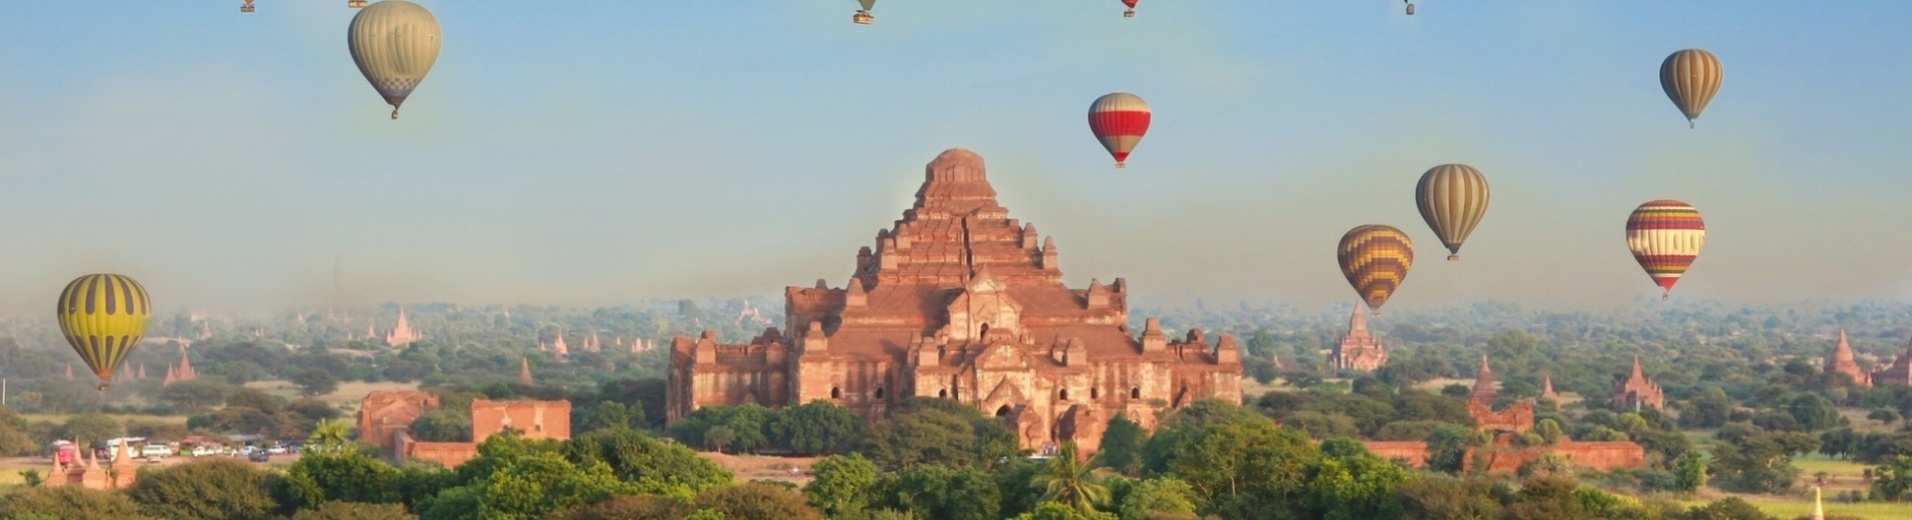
xmin=1337 ymin=225 xmax=1414 ymax=315
xmin=56 ymin=274 xmax=152 ymax=391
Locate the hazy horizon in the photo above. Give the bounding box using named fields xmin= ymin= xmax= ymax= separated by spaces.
xmin=3 ymin=2 xmax=1909 ymax=314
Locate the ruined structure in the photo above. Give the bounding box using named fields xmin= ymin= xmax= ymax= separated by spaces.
xmin=1539 ymin=374 xmax=1559 ymax=401
xmin=1828 ymin=330 xmax=1872 ymax=387
xmin=1365 ymin=354 xmax=1648 ymax=472
xmin=1468 ymin=355 xmax=1500 ymax=405
xmin=1873 ymin=338 xmax=1912 ymax=387
xmin=359 ymin=391 xmax=572 ymax=468
xmin=666 ymin=148 xmax=1244 ymax=453
xmin=1328 ymin=305 xmax=1387 ymax=371
xmin=162 ymin=348 xmax=198 ymax=386
xmin=43 ymin=442 xmax=138 ymax=491
xmin=1610 ymin=357 xmax=1665 ymax=410
xmin=1466 ymin=356 xmax=1534 ymax=434
xmin=384 ymin=308 xmax=420 ymax=347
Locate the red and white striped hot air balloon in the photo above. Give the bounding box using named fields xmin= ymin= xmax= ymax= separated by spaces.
xmin=1088 ymin=92 xmax=1151 ymax=169
xmin=1625 ymin=200 xmax=1706 ymax=299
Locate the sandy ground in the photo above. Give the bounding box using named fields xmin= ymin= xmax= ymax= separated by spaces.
xmin=697 ymin=451 xmax=820 ymax=486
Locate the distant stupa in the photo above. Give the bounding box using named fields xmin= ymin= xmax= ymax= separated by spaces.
xmin=384 ymin=308 xmax=420 ymax=347
xmin=553 ymin=331 xmax=569 ymax=356
xmin=519 ymin=357 xmax=534 ymax=386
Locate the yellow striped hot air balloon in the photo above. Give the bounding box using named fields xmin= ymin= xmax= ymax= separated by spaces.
xmin=348 ymin=1 xmax=442 ymax=120
xmin=55 ymin=274 xmax=153 ymax=391
xmin=1414 ymin=164 xmax=1490 ymax=261
xmin=1338 ymin=225 xmax=1414 ymax=315
xmin=1660 ymin=49 xmax=1722 ymax=128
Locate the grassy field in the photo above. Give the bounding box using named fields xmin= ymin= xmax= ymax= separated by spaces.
xmin=1679 ymin=494 xmax=1903 ymax=520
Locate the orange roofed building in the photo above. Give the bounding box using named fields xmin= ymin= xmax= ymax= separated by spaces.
xmin=666 ymin=148 xmax=1244 ymax=454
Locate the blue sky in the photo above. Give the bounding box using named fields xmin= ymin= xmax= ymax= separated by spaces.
xmin=0 ymin=1 xmax=1909 ymax=314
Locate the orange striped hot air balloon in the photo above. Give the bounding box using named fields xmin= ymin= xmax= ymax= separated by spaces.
xmin=1338 ymin=225 xmax=1415 ymax=315
xmin=56 ymin=274 xmax=153 ymax=391
xmin=1088 ymin=92 xmax=1151 ymax=169
xmin=1626 ymin=200 xmax=1706 ymax=299
xmin=1660 ymin=49 xmax=1723 ymax=128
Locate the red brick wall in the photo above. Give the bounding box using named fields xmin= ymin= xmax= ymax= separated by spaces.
xmin=395 ymin=431 xmax=478 ymax=469
xmin=471 ymin=399 xmax=572 ymax=441
xmin=1362 ymin=441 xmax=1429 ymax=467
xmin=1462 ymin=440 xmax=1647 ymax=473
xmin=1467 ymin=400 xmax=1535 ymax=433
xmin=358 ymin=390 xmax=439 ymax=451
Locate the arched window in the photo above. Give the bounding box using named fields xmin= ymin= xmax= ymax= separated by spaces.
xmin=995 ymin=405 xmax=1013 ymax=417
xmin=875 ymin=387 xmax=886 ymax=399
xmin=1130 ymin=387 xmax=1141 ymax=400
xmin=938 ymin=389 xmax=948 ymax=398
xmin=830 ymin=386 xmax=841 ymax=399
xmin=1059 ymin=388 xmax=1069 ymax=400
xmin=1091 ymin=387 xmax=1099 ymax=400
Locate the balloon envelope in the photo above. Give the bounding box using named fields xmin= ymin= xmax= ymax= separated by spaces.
xmin=56 ymin=274 xmax=152 ymax=389
xmin=1122 ymin=0 xmax=1139 ymax=8
xmin=1338 ymin=225 xmax=1414 ymax=311
xmin=858 ymin=0 xmax=876 ymax=10
xmin=348 ymin=1 xmax=442 ymax=119
xmin=1414 ymin=164 xmax=1491 ymax=260
xmin=1626 ymin=200 xmax=1706 ymax=295
xmin=1088 ymin=92 xmax=1151 ymax=168
xmin=1659 ymin=49 xmax=1722 ymax=127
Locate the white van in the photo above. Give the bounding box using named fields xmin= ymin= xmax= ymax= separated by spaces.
xmin=141 ymin=444 xmax=171 ymax=458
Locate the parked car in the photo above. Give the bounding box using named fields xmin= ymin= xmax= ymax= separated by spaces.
xmin=266 ymin=445 xmax=287 ymax=455
xmin=141 ymin=444 xmax=171 ymax=458
xmin=248 ymin=450 xmax=270 ymax=463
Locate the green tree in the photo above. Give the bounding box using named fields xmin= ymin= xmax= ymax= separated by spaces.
xmin=1788 ymin=394 xmax=1845 ymax=432
xmin=1284 ymin=411 xmax=1360 ymax=440
xmin=1680 ymin=387 xmax=1735 ymax=429
xmin=869 ymin=464 xmax=1003 ymax=520
xmin=864 ymin=398 xmax=1018 ymax=470
xmin=275 ymin=449 xmax=402 ymax=510
xmin=561 ymin=427 xmax=734 ymax=495
xmin=292 ymin=369 xmax=339 ymax=398
xmin=766 ymin=400 xmax=865 ymax=455
xmin=577 ymin=401 xmax=642 ymax=434
xmin=58 ymin=413 xmax=124 ymax=445
xmin=161 ymin=379 xmax=239 ymax=411
xmin=1093 ymin=414 xmax=1146 ymax=477
xmin=478 ymin=452 xmax=634 ymax=520
xmin=1301 ymin=439 xmax=1413 ymax=520
xmin=1875 ymin=454 xmax=1912 ymax=502
xmin=696 ymin=481 xmax=824 ymax=520
xmin=1160 ymin=416 xmax=1318 ymax=519
xmin=409 ymin=409 xmax=472 ymax=442
xmin=1394 ymin=475 xmax=1500 ymax=520
xmin=0 ymin=485 xmax=154 ymax=520
xmin=1680 ymin=497 xmax=1778 ymax=520
xmin=547 ymin=495 xmax=696 ymax=520
xmin=1674 ymin=451 xmax=1709 ymax=494
xmin=1011 ymin=502 xmax=1119 ymax=520
xmin=1112 ymin=477 xmax=1198 ymax=520
xmin=126 ymin=458 xmax=278 ymax=520
xmin=1032 ymin=442 xmax=1111 ymax=515
xmin=1870 ymin=408 xmax=1901 ymax=426
xmin=803 ymin=453 xmax=878 ymax=518
xmin=705 ymin=426 xmax=737 ymax=453
xmin=1533 ymin=419 xmax=1565 ymax=445
xmin=289 ymin=502 xmax=416 ymax=520
xmin=306 ymin=418 xmax=353 ymax=452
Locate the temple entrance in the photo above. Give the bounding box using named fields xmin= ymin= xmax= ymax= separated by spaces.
xmin=995 ymin=405 xmax=1012 ymax=417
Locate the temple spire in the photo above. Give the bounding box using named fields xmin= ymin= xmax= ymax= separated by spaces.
xmin=1469 ymin=355 xmax=1499 ymax=404
xmin=519 ymin=357 xmax=534 ymax=386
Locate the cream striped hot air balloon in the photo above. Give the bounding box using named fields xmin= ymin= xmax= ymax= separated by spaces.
xmin=1660 ymin=49 xmax=1722 ymax=128
xmin=348 ymin=1 xmax=442 ymax=120
xmin=1414 ymin=164 xmax=1490 ymax=261
xmin=1626 ymin=200 xmax=1706 ymax=299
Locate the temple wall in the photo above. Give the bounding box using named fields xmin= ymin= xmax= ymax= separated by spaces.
xmin=1362 ymin=441 xmax=1430 ymax=467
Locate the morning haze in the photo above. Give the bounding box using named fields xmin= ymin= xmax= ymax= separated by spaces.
xmin=1 ymin=2 xmax=1908 ymax=315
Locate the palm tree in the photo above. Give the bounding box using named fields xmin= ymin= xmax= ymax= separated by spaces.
xmin=306 ymin=418 xmax=352 ymax=452
xmin=1033 ymin=442 xmax=1111 ymax=515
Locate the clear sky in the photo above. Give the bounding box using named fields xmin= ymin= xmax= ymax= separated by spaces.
xmin=1 ymin=1 xmax=1909 ymax=315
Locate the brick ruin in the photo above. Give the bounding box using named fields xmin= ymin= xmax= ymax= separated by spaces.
xmin=357 ymin=390 xmax=571 ymax=468
xmin=666 ymin=148 xmax=1244 ymax=454
xmin=1873 ymin=337 xmax=1912 ymax=387
xmin=1362 ymin=356 xmax=1647 ymax=473
xmin=1610 ymin=356 xmax=1666 ymax=411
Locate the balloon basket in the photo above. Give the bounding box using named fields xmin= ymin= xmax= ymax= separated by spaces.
xmin=1115 ymin=162 xmax=1126 ymax=169
xmin=1124 ymin=9 xmax=1135 ymax=17
xmin=349 ymin=0 xmax=367 ymax=7
xmin=241 ymin=5 xmax=255 ymax=13
xmin=853 ymin=12 xmax=873 ymax=24
xmin=1406 ymin=4 xmax=1415 ymax=15
xmin=1447 ymin=255 xmax=1459 ymax=261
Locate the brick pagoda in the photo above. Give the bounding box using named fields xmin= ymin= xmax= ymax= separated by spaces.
xmin=1328 ymin=304 xmax=1387 ymax=371
xmin=665 ymin=148 xmax=1244 ymax=453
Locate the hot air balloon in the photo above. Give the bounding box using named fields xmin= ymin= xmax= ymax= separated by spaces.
xmin=854 ymin=0 xmax=876 ymax=24
xmin=56 ymin=274 xmax=153 ymax=391
xmin=1122 ymin=0 xmax=1139 ymax=17
xmin=1088 ymin=92 xmax=1151 ymax=169
xmin=1625 ymin=200 xmax=1705 ymax=299
xmin=242 ymin=0 xmax=255 ymax=13
xmin=1660 ymin=49 xmax=1722 ymax=128
xmin=349 ymin=0 xmax=367 ymax=8
xmin=1338 ymin=225 xmax=1414 ymax=315
xmin=348 ymin=1 xmax=442 ymax=120
xmin=1405 ymin=0 xmax=1416 ymax=15
xmin=1414 ymin=164 xmax=1490 ymax=261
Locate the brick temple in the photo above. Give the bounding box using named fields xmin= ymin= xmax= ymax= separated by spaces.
xmin=1328 ymin=305 xmax=1387 ymax=371
xmin=666 ymin=148 xmax=1244 ymax=453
